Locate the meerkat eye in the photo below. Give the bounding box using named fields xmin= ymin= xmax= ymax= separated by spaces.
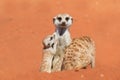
xmin=57 ymin=17 xmax=62 ymax=22
xmin=48 ymin=43 xmax=50 ymax=46
xmin=65 ymin=17 xmax=69 ymax=21
xmin=53 ymin=18 xmax=55 ymax=23
xmin=51 ymin=43 xmax=54 ymax=48
xmin=50 ymin=37 xmax=53 ymax=41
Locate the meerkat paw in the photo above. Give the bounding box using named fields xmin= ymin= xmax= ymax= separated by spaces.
xmin=74 ymin=65 xmax=83 ymax=71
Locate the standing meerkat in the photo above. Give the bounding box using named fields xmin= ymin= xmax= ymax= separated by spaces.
xmin=52 ymin=14 xmax=73 ymax=72
xmin=62 ymin=36 xmax=95 ymax=71
xmin=53 ymin=13 xmax=73 ymax=47
xmin=40 ymin=33 xmax=58 ymax=73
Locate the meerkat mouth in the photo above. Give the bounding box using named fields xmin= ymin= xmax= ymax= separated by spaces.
xmin=58 ymin=27 xmax=67 ymax=36
xmin=43 ymin=43 xmax=51 ymax=49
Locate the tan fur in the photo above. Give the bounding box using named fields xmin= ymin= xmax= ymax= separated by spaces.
xmin=62 ymin=36 xmax=95 ymax=71
xmin=40 ymin=50 xmax=54 ymax=73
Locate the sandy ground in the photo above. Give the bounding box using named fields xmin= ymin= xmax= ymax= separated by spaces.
xmin=0 ymin=0 xmax=120 ymax=80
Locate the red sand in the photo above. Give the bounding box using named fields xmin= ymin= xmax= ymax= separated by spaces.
xmin=0 ymin=0 xmax=120 ymax=80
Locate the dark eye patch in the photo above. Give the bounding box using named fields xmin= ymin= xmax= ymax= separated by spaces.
xmin=51 ymin=43 xmax=54 ymax=48
xmin=48 ymin=43 xmax=50 ymax=46
xmin=65 ymin=17 xmax=69 ymax=21
xmin=50 ymin=37 xmax=53 ymax=41
xmin=57 ymin=17 xmax=62 ymax=22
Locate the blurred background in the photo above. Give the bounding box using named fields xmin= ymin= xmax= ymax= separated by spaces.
xmin=0 ymin=0 xmax=120 ymax=80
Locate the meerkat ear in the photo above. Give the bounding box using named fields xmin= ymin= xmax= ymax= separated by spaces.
xmin=71 ymin=17 xmax=73 ymax=23
xmin=42 ymin=40 xmax=44 ymax=45
xmin=42 ymin=42 xmax=46 ymax=49
xmin=53 ymin=34 xmax=55 ymax=39
xmin=53 ymin=17 xmax=56 ymax=24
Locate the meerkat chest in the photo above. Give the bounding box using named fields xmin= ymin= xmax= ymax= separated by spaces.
xmin=57 ymin=31 xmax=71 ymax=48
xmin=58 ymin=37 xmax=66 ymax=47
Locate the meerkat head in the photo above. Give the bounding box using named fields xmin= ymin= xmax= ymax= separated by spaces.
xmin=43 ymin=33 xmax=58 ymax=49
xmin=53 ymin=14 xmax=73 ymax=28
xmin=53 ymin=14 xmax=73 ymax=36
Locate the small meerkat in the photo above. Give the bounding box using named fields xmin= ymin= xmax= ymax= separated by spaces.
xmin=62 ymin=36 xmax=95 ymax=71
xmin=52 ymin=14 xmax=73 ymax=72
xmin=40 ymin=33 xmax=58 ymax=73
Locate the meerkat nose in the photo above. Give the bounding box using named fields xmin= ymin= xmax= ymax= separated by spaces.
xmin=61 ymin=22 xmax=66 ymax=26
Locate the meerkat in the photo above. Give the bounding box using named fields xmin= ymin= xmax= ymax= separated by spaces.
xmin=40 ymin=33 xmax=58 ymax=73
xmin=51 ymin=14 xmax=73 ymax=72
xmin=62 ymin=36 xmax=95 ymax=71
